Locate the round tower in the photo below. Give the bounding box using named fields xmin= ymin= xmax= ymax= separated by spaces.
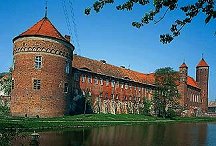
xmin=10 ymin=17 xmax=74 ymax=117
xmin=196 ymin=58 xmax=209 ymax=113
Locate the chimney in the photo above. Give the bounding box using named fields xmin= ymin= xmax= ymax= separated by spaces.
xmin=100 ymin=60 xmax=106 ymax=64
xmin=65 ymin=35 xmax=71 ymax=42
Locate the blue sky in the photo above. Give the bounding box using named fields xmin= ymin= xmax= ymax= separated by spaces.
xmin=0 ymin=0 xmax=216 ymax=101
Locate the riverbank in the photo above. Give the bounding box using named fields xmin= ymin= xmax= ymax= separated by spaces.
xmin=1 ymin=114 xmax=216 ymax=131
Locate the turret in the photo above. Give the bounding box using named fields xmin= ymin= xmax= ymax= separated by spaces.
xmin=178 ymin=62 xmax=188 ymax=106
xmin=10 ymin=17 xmax=74 ymax=117
xmin=196 ymin=58 xmax=209 ymax=113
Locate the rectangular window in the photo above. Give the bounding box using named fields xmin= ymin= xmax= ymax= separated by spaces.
xmin=74 ymin=73 xmax=79 ymax=81
xmin=33 ymin=79 xmax=41 ymax=90
xmin=105 ymin=93 xmax=108 ymax=99
xmin=111 ymin=80 xmax=115 ymax=87
xmin=12 ymin=58 xmax=15 ymax=70
xmin=121 ymin=83 xmax=124 ymax=89
xmin=35 ymin=56 xmax=42 ymax=69
xmin=116 ymin=81 xmax=119 ymax=87
xmin=65 ymin=59 xmax=70 ymax=74
xmin=125 ymin=83 xmax=128 ymax=89
xmin=95 ymin=77 xmax=98 ymax=85
xmin=100 ymin=79 xmax=103 ymax=85
xmin=138 ymin=87 xmax=141 ymax=92
xmin=88 ymin=76 xmax=92 ymax=83
xmin=12 ymin=80 xmax=14 ymax=89
xmin=81 ymin=75 xmax=85 ymax=82
xmin=64 ymin=83 xmax=68 ymax=93
xmin=106 ymin=80 xmax=109 ymax=86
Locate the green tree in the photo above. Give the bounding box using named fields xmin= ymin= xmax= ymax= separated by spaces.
xmin=142 ymin=98 xmax=152 ymax=116
xmin=0 ymin=68 xmax=12 ymax=96
xmin=153 ymin=67 xmax=179 ymax=118
xmin=85 ymin=0 xmax=216 ymax=44
xmin=83 ymin=88 xmax=93 ymax=115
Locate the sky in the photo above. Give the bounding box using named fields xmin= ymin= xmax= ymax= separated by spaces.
xmin=0 ymin=0 xmax=216 ymax=101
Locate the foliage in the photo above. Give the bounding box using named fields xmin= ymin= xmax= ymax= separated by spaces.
xmin=83 ymin=88 xmax=93 ymax=115
xmin=153 ymin=67 xmax=179 ymax=118
xmin=0 ymin=68 xmax=12 ymax=96
xmin=142 ymin=98 xmax=152 ymax=116
xmin=85 ymin=0 xmax=216 ymax=44
xmin=0 ymin=104 xmax=10 ymax=117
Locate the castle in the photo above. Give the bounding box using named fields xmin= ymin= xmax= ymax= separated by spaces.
xmin=10 ymin=16 xmax=209 ymax=117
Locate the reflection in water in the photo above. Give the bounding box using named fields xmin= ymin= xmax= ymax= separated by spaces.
xmin=6 ymin=123 xmax=216 ymax=146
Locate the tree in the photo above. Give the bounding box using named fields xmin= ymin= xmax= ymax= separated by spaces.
xmin=153 ymin=67 xmax=179 ymax=118
xmin=83 ymin=88 xmax=93 ymax=115
xmin=0 ymin=68 xmax=12 ymax=96
xmin=142 ymin=98 xmax=152 ymax=116
xmin=85 ymin=0 xmax=216 ymax=44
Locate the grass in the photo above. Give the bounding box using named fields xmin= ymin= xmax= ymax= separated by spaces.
xmin=0 ymin=114 xmax=216 ymax=131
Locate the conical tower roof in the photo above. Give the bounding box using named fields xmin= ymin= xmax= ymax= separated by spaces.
xmin=13 ymin=17 xmax=68 ymax=42
xmin=179 ymin=62 xmax=188 ymax=68
xmin=197 ymin=58 xmax=209 ymax=67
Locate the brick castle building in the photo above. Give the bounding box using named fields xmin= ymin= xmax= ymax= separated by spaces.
xmin=10 ymin=16 xmax=209 ymax=117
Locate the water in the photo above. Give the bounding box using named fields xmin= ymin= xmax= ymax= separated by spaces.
xmin=1 ymin=123 xmax=216 ymax=146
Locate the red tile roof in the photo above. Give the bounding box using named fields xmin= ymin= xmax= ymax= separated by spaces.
xmin=179 ymin=62 xmax=188 ymax=68
xmin=72 ymin=55 xmax=200 ymax=89
xmin=197 ymin=58 xmax=209 ymax=67
xmin=72 ymin=55 xmax=155 ymax=85
xmin=15 ymin=17 xmax=67 ymax=42
xmin=187 ymin=76 xmax=200 ymax=89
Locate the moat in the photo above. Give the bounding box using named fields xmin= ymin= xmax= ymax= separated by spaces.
xmin=1 ymin=122 xmax=216 ymax=146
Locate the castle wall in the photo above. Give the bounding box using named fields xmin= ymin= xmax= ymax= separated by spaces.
xmin=72 ymin=69 xmax=154 ymax=114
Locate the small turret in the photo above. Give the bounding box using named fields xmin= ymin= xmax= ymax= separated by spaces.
xmin=178 ymin=62 xmax=188 ymax=106
xmin=179 ymin=62 xmax=188 ymax=83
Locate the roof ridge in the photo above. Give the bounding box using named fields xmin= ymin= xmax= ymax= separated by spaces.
xmin=73 ymin=54 xmax=148 ymax=76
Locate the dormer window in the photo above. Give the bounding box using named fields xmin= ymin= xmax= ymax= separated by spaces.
xmin=35 ymin=56 xmax=42 ymax=69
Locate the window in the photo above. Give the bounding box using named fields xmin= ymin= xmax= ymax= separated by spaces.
xmin=65 ymin=59 xmax=70 ymax=74
xmin=138 ymin=87 xmax=141 ymax=92
xmin=105 ymin=93 xmax=108 ymax=99
xmin=81 ymin=75 xmax=85 ymax=82
xmin=116 ymin=81 xmax=119 ymax=87
xmin=64 ymin=83 xmax=68 ymax=93
xmin=35 ymin=56 xmax=42 ymax=69
xmin=116 ymin=94 xmax=119 ymax=100
xmin=111 ymin=80 xmax=115 ymax=87
xmin=88 ymin=76 xmax=92 ymax=83
xmin=33 ymin=79 xmax=41 ymax=90
xmin=125 ymin=83 xmax=128 ymax=89
xmin=12 ymin=58 xmax=15 ymax=70
xmin=106 ymin=80 xmax=109 ymax=86
xmin=74 ymin=73 xmax=79 ymax=81
xmin=95 ymin=77 xmax=98 ymax=85
xmin=111 ymin=94 xmax=114 ymax=100
xmin=12 ymin=80 xmax=14 ymax=89
xmin=121 ymin=83 xmax=124 ymax=89
xmin=100 ymin=79 xmax=103 ymax=85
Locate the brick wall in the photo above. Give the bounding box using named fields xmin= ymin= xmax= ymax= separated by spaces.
xmin=10 ymin=36 xmax=74 ymax=117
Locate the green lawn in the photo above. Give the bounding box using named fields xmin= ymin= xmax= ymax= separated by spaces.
xmin=0 ymin=114 xmax=216 ymax=131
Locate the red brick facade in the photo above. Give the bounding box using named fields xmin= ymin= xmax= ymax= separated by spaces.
xmin=10 ymin=17 xmax=209 ymax=117
xmin=10 ymin=17 xmax=74 ymax=117
xmin=72 ymin=56 xmax=209 ymax=115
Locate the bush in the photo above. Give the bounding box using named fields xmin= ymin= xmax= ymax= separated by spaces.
xmin=166 ymin=108 xmax=176 ymax=119
xmin=0 ymin=105 xmax=10 ymax=117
